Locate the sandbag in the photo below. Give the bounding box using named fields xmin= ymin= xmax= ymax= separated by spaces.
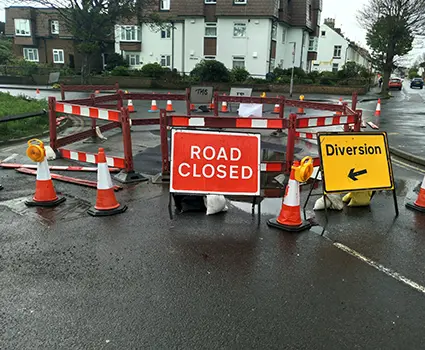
xmin=343 ymin=191 xmax=372 ymax=207
xmin=204 ymin=195 xmax=228 ymax=215
xmin=313 ymin=194 xmax=344 ymax=211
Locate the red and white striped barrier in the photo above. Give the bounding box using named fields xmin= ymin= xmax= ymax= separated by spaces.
xmin=296 ymin=115 xmax=356 ymax=128
xmin=59 ymin=148 xmax=126 ymax=168
xmin=367 ymin=121 xmax=379 ymax=130
xmin=171 ymin=116 xmax=285 ymax=129
xmin=0 ymin=163 xmax=120 ymax=172
xmin=295 ymin=131 xmax=317 ymax=140
xmin=260 ymin=163 xmax=284 ymax=172
xmin=56 ymin=102 xmax=120 ymax=122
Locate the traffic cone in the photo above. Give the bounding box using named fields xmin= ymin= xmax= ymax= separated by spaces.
xmin=127 ymin=99 xmax=135 ymax=113
xmin=272 ymin=103 xmax=280 ymax=114
xmin=190 ymin=103 xmax=197 ymax=112
xmin=35 ymin=88 xmax=40 ymax=99
xmin=335 ymin=97 xmax=343 ymax=116
xmin=87 ymin=148 xmax=127 ymax=217
xmin=297 ymin=95 xmax=305 ymax=114
xmin=267 ymin=160 xmax=312 ymax=232
xmin=25 ymin=156 xmax=66 ymax=207
xmin=375 ymin=98 xmax=381 ymax=117
xmin=166 ymin=99 xmax=175 ymax=112
xmin=220 ymin=100 xmax=229 ymax=113
xmin=95 ymin=90 xmax=100 ymax=94
xmin=406 ymin=175 xmax=425 ymax=213
xmin=209 ymin=99 xmax=214 ymax=110
xmin=148 ymin=100 xmax=159 ymax=113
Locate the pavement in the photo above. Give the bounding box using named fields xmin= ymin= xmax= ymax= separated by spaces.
xmin=1 ymin=83 xmax=425 ymax=348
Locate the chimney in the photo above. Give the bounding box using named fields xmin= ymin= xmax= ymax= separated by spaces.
xmin=324 ymin=18 xmax=335 ymax=28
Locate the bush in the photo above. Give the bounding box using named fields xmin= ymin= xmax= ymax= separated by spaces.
xmin=307 ymin=71 xmax=321 ymax=83
xmin=276 ymin=76 xmax=291 ymax=84
xmin=230 ymin=67 xmax=250 ymax=82
xmin=140 ymin=63 xmax=166 ymax=78
xmin=190 ymin=60 xmax=230 ymax=82
xmin=105 ymin=53 xmax=128 ymax=71
xmin=111 ymin=66 xmax=130 ymax=76
xmin=9 ymin=58 xmax=39 ymax=76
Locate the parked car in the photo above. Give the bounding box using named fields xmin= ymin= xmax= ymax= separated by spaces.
xmin=389 ymin=78 xmax=403 ymax=90
xmin=410 ymin=78 xmax=424 ymax=89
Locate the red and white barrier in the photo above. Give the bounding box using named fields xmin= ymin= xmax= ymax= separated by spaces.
xmin=56 ymin=102 xmax=120 ymax=122
xmin=297 ymin=115 xmax=356 ymax=128
xmin=295 ymin=132 xmax=317 ymax=140
xmin=0 ymin=163 xmax=120 ymax=172
xmin=171 ymin=116 xmax=285 ymax=129
xmin=59 ymin=149 xmax=126 ymax=169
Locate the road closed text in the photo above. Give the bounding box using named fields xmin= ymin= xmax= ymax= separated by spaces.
xmin=178 ymin=146 xmax=254 ymax=180
xmin=171 ymin=130 xmax=260 ymax=195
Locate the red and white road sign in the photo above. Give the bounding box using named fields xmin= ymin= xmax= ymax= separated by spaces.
xmin=170 ymin=129 xmax=261 ymax=195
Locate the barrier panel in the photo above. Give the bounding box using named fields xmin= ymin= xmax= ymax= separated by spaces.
xmin=48 ymin=96 xmax=146 ymax=183
xmin=60 ymin=83 xmax=119 ymax=101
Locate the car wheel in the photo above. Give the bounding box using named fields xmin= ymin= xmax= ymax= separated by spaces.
xmin=421 ymin=86 xmax=423 ymax=89
xmin=399 ymin=87 xmax=402 ymax=90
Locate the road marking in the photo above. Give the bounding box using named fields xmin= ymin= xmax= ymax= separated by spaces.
xmin=1 ymin=153 xmax=18 ymax=162
xmin=392 ymin=158 xmax=425 ymax=174
xmin=334 ymin=242 xmax=425 ymax=295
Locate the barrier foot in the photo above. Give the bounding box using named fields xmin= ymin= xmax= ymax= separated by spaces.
xmin=113 ymin=170 xmax=149 ymax=184
xmin=406 ymin=202 xmax=425 ymax=213
xmin=88 ymin=204 xmax=128 ymax=217
xmin=151 ymin=172 xmax=170 ymax=184
xmin=25 ymin=196 xmax=66 ymax=208
xmin=267 ymin=218 xmax=311 ymax=233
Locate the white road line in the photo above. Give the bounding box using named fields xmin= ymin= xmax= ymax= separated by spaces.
xmin=392 ymin=158 xmax=425 ymax=174
xmin=334 ymin=242 xmax=425 ymax=295
xmin=1 ymin=153 xmax=18 ymax=162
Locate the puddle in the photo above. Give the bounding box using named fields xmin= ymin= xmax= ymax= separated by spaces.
xmin=0 ymin=196 xmax=91 ymax=226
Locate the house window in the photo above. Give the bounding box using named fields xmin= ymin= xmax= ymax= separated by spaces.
xmin=332 ymin=63 xmax=339 ymax=72
xmin=161 ymin=27 xmax=171 ymax=39
xmin=23 ymin=48 xmax=39 ymax=62
xmin=14 ymin=19 xmax=31 ymax=36
xmin=126 ymin=53 xmax=140 ymax=66
xmin=51 ymin=20 xmax=59 ymax=34
xmin=205 ymin=23 xmax=217 ymax=37
xmin=160 ymin=0 xmax=170 ymax=10
xmin=121 ymin=26 xmax=140 ymax=41
xmin=53 ymin=49 xmax=65 ymax=63
xmin=234 ymin=0 xmax=247 ymax=4
xmin=160 ymin=55 xmax=171 ymax=67
xmin=308 ymin=4 xmax=312 ymax=20
xmin=205 ymin=0 xmax=216 ymax=3
xmin=232 ymin=56 xmax=245 ymax=69
xmin=333 ymin=45 xmax=342 ymax=58
xmin=282 ymin=27 xmax=287 ymax=43
xmin=271 ymin=22 xmax=277 ymax=40
xmin=321 ymin=30 xmax=326 ymax=37
xmin=233 ymin=23 xmax=246 ymax=37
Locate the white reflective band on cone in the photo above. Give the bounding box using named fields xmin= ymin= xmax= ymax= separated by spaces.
xmin=421 ymin=175 xmax=425 ymax=190
xmin=283 ymin=179 xmax=300 ymax=206
xmin=36 ymin=158 xmax=51 ymax=181
xmin=97 ymin=162 xmax=114 ymax=190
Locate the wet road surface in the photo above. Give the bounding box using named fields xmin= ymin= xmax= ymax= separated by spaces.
xmin=2 ymin=86 xmax=425 ymax=348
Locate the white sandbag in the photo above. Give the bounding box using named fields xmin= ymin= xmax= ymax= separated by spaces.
xmin=313 ymin=194 xmax=343 ymax=211
xmin=238 ymin=103 xmax=263 ymax=118
xmin=44 ymin=146 xmax=56 ymax=161
xmin=204 ymin=195 xmax=228 ymax=215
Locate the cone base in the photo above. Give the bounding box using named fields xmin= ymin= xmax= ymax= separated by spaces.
xmin=25 ymin=196 xmax=66 ymax=208
xmin=88 ymin=204 xmax=128 ymax=217
xmin=297 ymin=112 xmax=306 ymax=115
xmin=148 ymin=109 xmax=159 ymax=113
xmin=267 ymin=218 xmax=311 ymax=232
xmin=166 ymin=109 xmax=175 ymax=113
xmin=114 ymin=170 xmax=149 ymax=184
xmin=271 ymin=111 xmax=280 ymax=114
xmin=406 ymin=202 xmax=425 ymax=213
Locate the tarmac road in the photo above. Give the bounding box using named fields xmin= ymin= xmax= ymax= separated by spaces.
xmin=1 ymin=85 xmax=425 ymax=349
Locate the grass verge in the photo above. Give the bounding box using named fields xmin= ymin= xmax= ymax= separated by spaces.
xmin=0 ymin=92 xmax=48 ymax=142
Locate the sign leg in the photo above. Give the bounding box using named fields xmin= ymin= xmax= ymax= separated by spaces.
xmin=168 ymin=192 xmax=174 ymax=220
xmin=393 ymin=189 xmax=399 ymax=217
xmin=321 ymin=193 xmax=329 ymax=236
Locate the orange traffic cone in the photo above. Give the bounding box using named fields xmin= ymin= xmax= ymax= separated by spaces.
xmin=335 ymin=97 xmax=343 ymax=116
xmin=209 ymin=99 xmax=214 ymax=110
xmin=95 ymin=90 xmax=100 ymax=94
xmin=25 ymin=155 xmax=66 ymax=207
xmin=272 ymin=103 xmax=280 ymax=114
xmin=190 ymin=103 xmax=197 ymax=112
xmin=406 ymin=175 xmax=425 ymax=213
xmin=148 ymin=99 xmax=159 ymax=113
xmin=267 ymin=160 xmax=311 ymax=232
xmin=35 ymin=88 xmax=40 ymax=99
xmin=166 ymin=99 xmax=175 ymax=112
xmin=127 ymin=99 xmax=135 ymax=113
xmin=220 ymin=94 xmax=229 ymax=113
xmin=88 ymin=148 xmax=127 ymax=216
xmin=375 ymin=98 xmax=381 ymax=117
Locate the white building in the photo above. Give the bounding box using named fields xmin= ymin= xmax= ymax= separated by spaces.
xmin=312 ymin=19 xmax=371 ymax=73
xmin=114 ymin=18 xmax=317 ymax=76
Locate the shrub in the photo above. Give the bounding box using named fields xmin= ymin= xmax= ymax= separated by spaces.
xmin=230 ymin=67 xmax=250 ymax=82
xmin=141 ymin=63 xmax=166 ymax=78
xmin=276 ymin=76 xmax=291 ymax=84
xmin=307 ymin=71 xmax=321 ymax=83
xmin=111 ymin=66 xmax=130 ymax=76
xmin=190 ymin=60 xmax=230 ymax=82
xmin=105 ymin=53 xmax=128 ymax=71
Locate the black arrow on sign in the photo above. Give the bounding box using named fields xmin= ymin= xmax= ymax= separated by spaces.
xmin=348 ymin=168 xmax=367 ymax=181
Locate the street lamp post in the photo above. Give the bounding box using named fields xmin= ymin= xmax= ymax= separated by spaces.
xmin=289 ymin=41 xmax=296 ymax=98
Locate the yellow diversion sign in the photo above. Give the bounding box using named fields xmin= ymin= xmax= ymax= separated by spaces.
xmin=318 ymin=132 xmax=394 ymax=193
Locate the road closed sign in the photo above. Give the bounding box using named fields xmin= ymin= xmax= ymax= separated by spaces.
xmin=318 ymin=132 xmax=394 ymax=193
xmin=170 ymin=129 xmax=261 ymax=195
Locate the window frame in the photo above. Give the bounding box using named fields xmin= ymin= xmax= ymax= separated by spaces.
xmin=127 ymin=53 xmax=141 ymax=66
xmin=204 ymin=22 xmax=217 ymax=38
xmin=14 ymin=19 xmax=31 ymax=36
xmin=233 ymin=0 xmax=247 ymax=4
xmin=160 ymin=0 xmax=170 ymax=11
xmin=333 ymin=45 xmax=342 ymax=58
xmin=204 ymin=56 xmax=216 ymax=60
xmin=52 ymin=49 xmax=65 ymax=64
xmin=332 ymin=63 xmax=339 ymax=73
xmin=233 ymin=22 xmax=247 ymax=38
xmin=160 ymin=54 xmax=171 ymax=68
xmin=51 ymin=20 xmax=59 ymax=34
xmin=161 ymin=27 xmax=171 ymax=39
xmin=204 ymin=0 xmax=216 ymax=3
xmin=321 ymin=30 xmax=326 ymax=37
xmin=121 ymin=26 xmax=140 ymax=42
xmin=271 ymin=22 xmax=277 ymax=40
xmin=23 ymin=48 xmax=39 ymax=62
xmin=232 ymin=56 xmax=245 ymax=69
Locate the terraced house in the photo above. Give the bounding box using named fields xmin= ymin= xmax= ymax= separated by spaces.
xmin=115 ymin=0 xmax=322 ymax=76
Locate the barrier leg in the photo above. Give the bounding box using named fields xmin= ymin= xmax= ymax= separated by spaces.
xmin=354 ymin=110 xmax=362 ymax=132
xmin=152 ymin=109 xmax=170 ymax=184
xmin=113 ymin=108 xmax=148 ymax=184
xmin=285 ymin=113 xmax=297 ymax=174
xmin=48 ymin=97 xmax=60 ymax=157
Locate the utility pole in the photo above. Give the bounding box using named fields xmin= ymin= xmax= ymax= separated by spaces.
xmin=289 ymin=41 xmax=296 ymax=98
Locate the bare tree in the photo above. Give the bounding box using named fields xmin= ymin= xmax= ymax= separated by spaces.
xmin=358 ymin=0 xmax=425 ymax=94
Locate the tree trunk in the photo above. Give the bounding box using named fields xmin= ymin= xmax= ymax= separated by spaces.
xmin=80 ymin=53 xmax=90 ymax=85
